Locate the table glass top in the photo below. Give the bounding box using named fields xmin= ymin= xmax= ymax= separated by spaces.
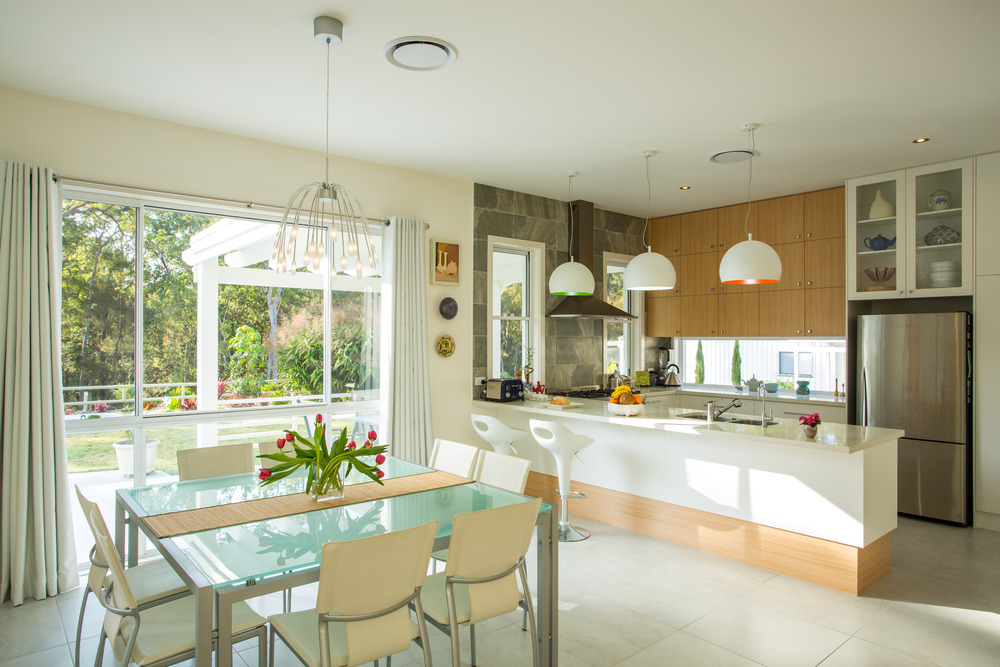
xmin=164 ymin=481 xmax=547 ymax=588
xmin=122 ymin=457 xmax=429 ymax=517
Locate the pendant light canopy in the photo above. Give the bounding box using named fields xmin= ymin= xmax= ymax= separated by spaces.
xmin=549 ymin=172 xmax=595 ymax=296
xmin=719 ymin=124 xmax=781 ymax=285
xmin=624 ymin=150 xmax=676 ymax=291
xmin=272 ymin=16 xmax=378 ymax=279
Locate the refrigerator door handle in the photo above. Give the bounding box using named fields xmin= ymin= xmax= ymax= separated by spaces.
xmin=861 ymin=366 xmax=868 ymax=426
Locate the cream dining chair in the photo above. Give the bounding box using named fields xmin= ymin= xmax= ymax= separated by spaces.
xmin=420 ymin=498 xmax=543 ymax=667
xmin=176 ymin=442 xmax=254 ymax=481
xmin=473 ymin=450 xmax=531 ymax=493
xmin=73 ymin=487 xmax=190 ymax=667
xmin=428 ymin=438 xmax=481 ymax=478
xmin=266 ymin=520 xmax=438 ymax=667
xmin=89 ymin=520 xmax=268 ymax=667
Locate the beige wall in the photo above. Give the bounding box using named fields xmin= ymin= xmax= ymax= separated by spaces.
xmin=0 ymin=85 xmax=477 ymax=449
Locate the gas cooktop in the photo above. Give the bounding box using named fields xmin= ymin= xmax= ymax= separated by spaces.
xmin=548 ymin=387 xmax=614 ymax=399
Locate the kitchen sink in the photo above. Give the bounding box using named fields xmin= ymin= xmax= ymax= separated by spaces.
xmin=677 ymin=412 xmax=732 ymax=422
xmin=730 ymin=418 xmax=778 ymax=426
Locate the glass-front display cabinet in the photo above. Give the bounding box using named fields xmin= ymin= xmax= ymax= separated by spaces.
xmin=847 ymin=158 xmax=972 ymax=300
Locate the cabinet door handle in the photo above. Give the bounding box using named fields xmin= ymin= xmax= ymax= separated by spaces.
xmin=674 ymin=330 xmax=680 ymax=334
xmin=710 ymin=287 xmax=715 ymax=291
xmin=898 ymin=290 xmax=904 ymax=295
xmin=807 ymin=281 xmax=812 ymax=285
xmin=806 ymin=233 xmax=812 ymax=237
xmin=909 ymin=289 xmax=914 ymax=294
xmin=807 ymin=329 xmax=812 ymax=333
xmin=796 ymin=234 xmax=801 ymax=239
xmin=796 ymin=282 xmax=801 ymax=286
xmin=711 ymin=330 xmax=716 ymax=334
xmin=796 ymin=329 xmax=801 ymax=333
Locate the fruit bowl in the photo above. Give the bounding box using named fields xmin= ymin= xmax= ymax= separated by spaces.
xmin=864 ymin=266 xmax=896 ymax=285
xmin=608 ymin=402 xmax=644 ymax=416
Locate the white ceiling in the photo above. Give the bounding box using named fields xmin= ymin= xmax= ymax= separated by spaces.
xmin=3 ymin=0 xmax=1000 ymax=218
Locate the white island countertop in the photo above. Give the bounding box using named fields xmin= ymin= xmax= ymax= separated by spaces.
xmin=483 ymin=397 xmax=901 ymax=454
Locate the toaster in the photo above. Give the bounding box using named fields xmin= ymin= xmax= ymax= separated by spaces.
xmin=481 ymin=379 xmax=524 ymax=402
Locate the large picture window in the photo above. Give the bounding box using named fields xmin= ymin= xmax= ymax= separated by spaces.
xmin=488 ymin=237 xmax=545 ymax=382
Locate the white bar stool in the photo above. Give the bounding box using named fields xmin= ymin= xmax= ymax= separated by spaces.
xmin=529 ymin=419 xmax=594 ymax=542
xmin=470 ymin=413 xmax=527 ymax=456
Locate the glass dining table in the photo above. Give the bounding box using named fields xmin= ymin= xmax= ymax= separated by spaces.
xmin=114 ymin=458 xmax=558 ymax=666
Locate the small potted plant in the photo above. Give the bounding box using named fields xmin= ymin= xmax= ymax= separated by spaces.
xmin=799 ymin=412 xmax=821 ymax=438
xmin=112 ymin=431 xmax=161 ymax=476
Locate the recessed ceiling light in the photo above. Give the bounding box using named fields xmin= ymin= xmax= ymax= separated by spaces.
xmin=384 ymin=37 xmax=457 ymax=71
xmin=679 ymin=185 xmax=691 ymax=190
xmin=709 ymin=149 xmax=758 ymax=164
xmin=912 ymin=137 xmax=930 ymax=144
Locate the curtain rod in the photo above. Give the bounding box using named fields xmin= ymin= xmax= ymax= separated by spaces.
xmin=53 ymin=173 xmax=389 ymax=225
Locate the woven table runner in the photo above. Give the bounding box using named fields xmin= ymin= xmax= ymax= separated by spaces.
xmin=143 ymin=470 xmax=470 ymax=539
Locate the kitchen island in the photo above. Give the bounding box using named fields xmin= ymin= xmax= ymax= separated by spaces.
xmin=473 ymin=398 xmax=902 ymax=594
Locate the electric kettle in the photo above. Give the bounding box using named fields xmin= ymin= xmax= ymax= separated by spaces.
xmin=663 ymin=363 xmax=681 ymax=388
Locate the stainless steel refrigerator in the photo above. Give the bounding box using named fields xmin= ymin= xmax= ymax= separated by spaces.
xmin=857 ymin=312 xmax=972 ymax=524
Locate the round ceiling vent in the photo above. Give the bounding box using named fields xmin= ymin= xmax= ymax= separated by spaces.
xmin=384 ymin=37 xmax=457 ymax=71
xmin=709 ymin=149 xmax=758 ymax=164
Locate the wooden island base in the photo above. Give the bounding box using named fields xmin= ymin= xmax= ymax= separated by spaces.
xmin=526 ymin=471 xmax=890 ymax=595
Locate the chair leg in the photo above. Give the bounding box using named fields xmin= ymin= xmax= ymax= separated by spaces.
xmin=414 ymin=595 xmax=433 ymax=667
xmin=521 ymin=603 xmax=528 ymax=631
xmin=446 ymin=582 xmax=461 ymax=667
xmin=519 ymin=562 xmax=539 ymax=667
xmin=470 ymin=624 xmax=477 ymax=666
xmin=93 ymin=629 xmax=106 ymax=667
xmin=74 ymin=589 xmax=90 ymax=667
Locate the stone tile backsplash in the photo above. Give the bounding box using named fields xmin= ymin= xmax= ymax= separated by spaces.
xmin=473 ymin=183 xmax=646 ymax=396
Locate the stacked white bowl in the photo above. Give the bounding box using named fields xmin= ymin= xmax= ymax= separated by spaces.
xmin=929 ymin=260 xmax=960 ymax=288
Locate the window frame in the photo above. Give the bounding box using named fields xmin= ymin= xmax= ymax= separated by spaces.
xmin=603 ymin=252 xmax=642 ymax=375
xmin=487 ymin=236 xmax=545 ymax=383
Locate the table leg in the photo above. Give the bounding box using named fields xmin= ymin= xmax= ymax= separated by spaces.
xmin=536 ymin=507 xmax=558 ymax=667
xmin=216 ymin=590 xmax=233 ymax=667
xmin=114 ymin=497 xmax=126 ymax=564
xmin=195 ymin=584 xmax=214 ymax=667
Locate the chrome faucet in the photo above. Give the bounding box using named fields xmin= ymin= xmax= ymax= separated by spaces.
xmin=714 ymin=398 xmax=742 ymax=420
xmin=758 ymin=384 xmax=773 ymax=426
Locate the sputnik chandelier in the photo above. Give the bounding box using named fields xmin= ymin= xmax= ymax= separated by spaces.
xmin=272 ymin=16 xmax=378 ymax=279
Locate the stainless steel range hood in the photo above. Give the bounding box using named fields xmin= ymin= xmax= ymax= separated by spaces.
xmin=547 ymin=200 xmax=635 ymax=320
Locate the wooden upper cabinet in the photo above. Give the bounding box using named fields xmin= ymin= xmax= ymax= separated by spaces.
xmin=752 ymin=194 xmax=804 ymax=245
xmin=646 ymin=295 xmax=681 ymax=337
xmin=758 ymin=291 xmax=805 ymax=337
xmin=680 ymin=295 xmax=718 ymax=337
xmin=804 ymin=237 xmax=845 ymax=289
xmin=718 ymin=292 xmax=760 ymax=337
xmin=716 ymin=203 xmax=749 ymax=252
xmin=680 ymin=209 xmax=719 ymax=255
xmin=803 ymin=187 xmax=845 ymax=240
xmin=804 ymin=287 xmax=846 ymax=336
xmin=649 ymin=215 xmax=682 ymax=256
xmin=760 ymin=242 xmax=804 ymax=291
xmin=679 ymin=251 xmax=721 ymax=296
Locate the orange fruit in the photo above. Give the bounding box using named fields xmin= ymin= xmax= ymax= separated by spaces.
xmin=609 ymin=397 xmax=619 ymax=404
xmin=634 ymin=395 xmax=643 ymax=404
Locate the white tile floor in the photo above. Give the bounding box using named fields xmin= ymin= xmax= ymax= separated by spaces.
xmin=2 ymin=514 xmax=999 ymax=666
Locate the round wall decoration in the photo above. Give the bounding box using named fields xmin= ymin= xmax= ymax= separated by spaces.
xmin=439 ymin=297 xmax=458 ymax=320
xmin=436 ymin=335 xmax=456 ymax=357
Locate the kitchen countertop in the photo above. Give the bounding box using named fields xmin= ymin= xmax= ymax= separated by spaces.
xmin=485 ymin=397 xmax=898 ymax=454
xmin=639 ymin=384 xmax=848 ymax=408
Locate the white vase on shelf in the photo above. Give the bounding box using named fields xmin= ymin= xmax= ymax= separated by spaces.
xmin=869 ymin=190 xmax=895 ymax=219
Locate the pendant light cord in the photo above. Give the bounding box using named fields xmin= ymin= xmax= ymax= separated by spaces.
xmin=324 ymin=37 xmax=331 ymax=187
xmin=643 ymin=154 xmax=652 ymax=251
xmin=567 ymin=173 xmax=575 ymax=262
xmin=744 ymin=127 xmax=756 ymax=238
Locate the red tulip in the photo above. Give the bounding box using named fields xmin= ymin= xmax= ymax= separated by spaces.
xmin=315 ymin=414 xmax=323 ymax=424
xmin=375 ymin=453 xmax=386 ymax=465
xmin=368 ymin=430 xmax=377 ymax=441
xmin=377 ymin=470 xmax=385 ymax=479
xmin=347 ymin=440 xmax=357 ymax=450
xmin=285 ymin=432 xmax=294 ymax=442
xmin=276 ymin=438 xmax=285 ymax=449
xmin=259 ymin=469 xmax=271 ymax=480
xmin=364 ymin=439 xmax=372 ymax=448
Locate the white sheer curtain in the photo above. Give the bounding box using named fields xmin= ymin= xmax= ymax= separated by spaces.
xmin=0 ymin=161 xmax=78 ymax=604
xmin=382 ymin=217 xmax=433 ymax=464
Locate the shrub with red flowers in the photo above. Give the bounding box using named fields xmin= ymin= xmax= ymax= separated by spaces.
xmin=257 ymin=413 xmax=387 ymax=495
xmin=798 ymin=413 xmax=822 ymax=427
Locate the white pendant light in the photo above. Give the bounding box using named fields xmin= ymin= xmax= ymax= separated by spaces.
xmin=272 ymin=16 xmax=378 ymax=280
xmin=625 ymin=150 xmax=676 ymax=291
xmin=719 ymin=124 xmax=781 ymax=285
xmin=549 ymin=171 xmax=595 ymax=296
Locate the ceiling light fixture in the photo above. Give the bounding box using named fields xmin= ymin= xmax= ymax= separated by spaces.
xmin=719 ymin=124 xmax=782 ymax=285
xmin=912 ymin=137 xmax=930 ymax=144
xmin=709 ymin=149 xmax=758 ymax=164
xmin=272 ymin=16 xmax=377 ymax=280
xmin=549 ymin=172 xmax=595 ymax=296
xmin=679 ymin=185 xmax=691 ymax=190
xmin=384 ymin=37 xmax=457 ymax=71
xmin=624 ymin=151 xmax=676 ymax=292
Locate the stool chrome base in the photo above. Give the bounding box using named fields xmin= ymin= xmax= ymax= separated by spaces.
xmin=557 ymin=523 xmax=590 ymax=542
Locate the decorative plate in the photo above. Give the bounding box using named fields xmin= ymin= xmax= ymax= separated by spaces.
xmin=436 ymin=335 xmax=456 ymax=357
xmin=439 ymin=297 xmax=458 ymax=320
xmin=924 ymin=224 xmax=960 ymax=246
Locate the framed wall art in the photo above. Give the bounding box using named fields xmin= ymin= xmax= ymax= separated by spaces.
xmin=431 ymin=239 xmax=460 ymax=285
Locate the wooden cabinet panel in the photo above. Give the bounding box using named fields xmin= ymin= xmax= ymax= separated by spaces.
xmin=804 ymin=237 xmax=845 ymax=289
xmin=649 ymin=255 xmax=683 ymax=297
xmin=803 ymin=187 xmax=845 ymax=240
xmin=753 ymin=194 xmax=804 ymax=245
xmin=758 ymin=291 xmax=804 ymax=337
xmin=649 ymin=215 xmax=682 ymax=256
xmin=760 ymin=242 xmax=804 ymax=292
xmin=646 ymin=295 xmax=681 ymax=337
xmin=804 ymin=287 xmax=846 ymax=336
xmin=716 ymin=204 xmax=750 ymax=252
xmin=680 ymin=251 xmax=721 ymax=296
xmin=718 ymin=292 xmax=760 ymax=337
xmin=680 ymin=209 xmax=719 ymax=255
xmin=680 ymin=295 xmax=718 ymax=337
